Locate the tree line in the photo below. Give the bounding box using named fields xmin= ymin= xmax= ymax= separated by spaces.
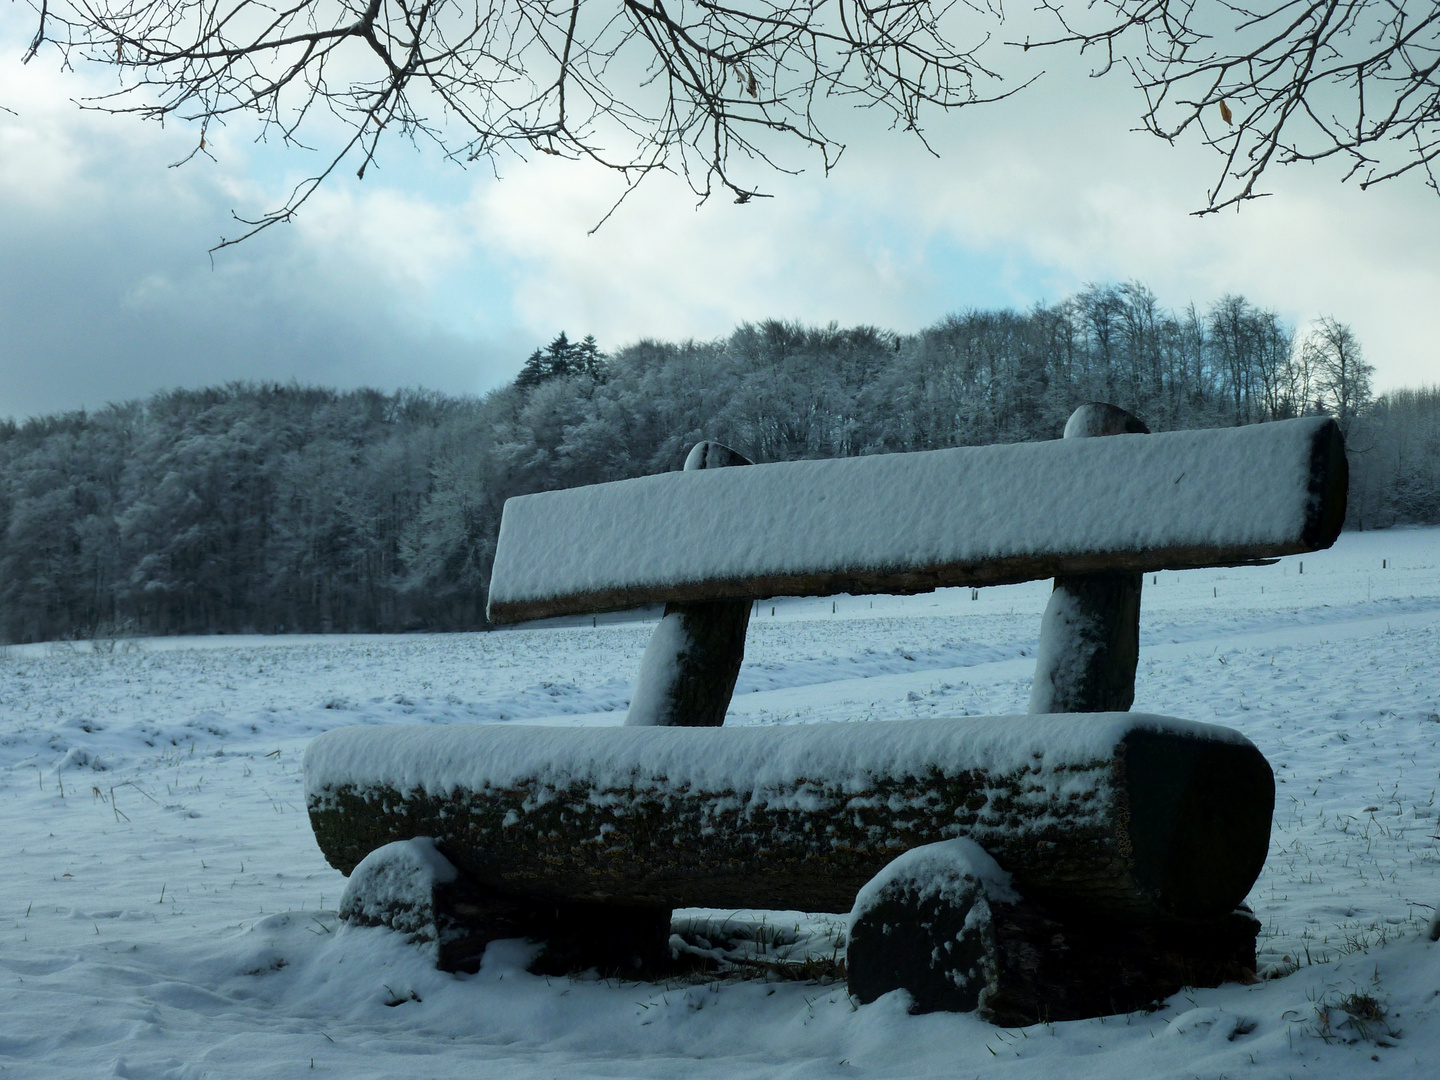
xmin=2 ymin=283 xmax=1435 ymax=643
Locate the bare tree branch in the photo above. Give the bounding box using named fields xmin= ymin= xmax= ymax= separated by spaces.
xmin=22 ymin=0 xmax=1435 ymax=232
xmin=1016 ymin=0 xmax=1440 ymax=212
xmin=22 ymin=0 xmax=1020 ymax=244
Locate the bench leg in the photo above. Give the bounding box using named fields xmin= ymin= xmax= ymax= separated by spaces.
xmin=339 ymin=840 xmax=674 ymax=976
xmin=847 ymin=858 xmax=1259 ymax=1024
xmin=626 ymin=600 xmax=751 ymax=726
xmin=1028 ymin=571 xmax=1142 ymax=713
xmin=626 ymin=439 xmax=753 ymax=728
xmin=1030 ymin=402 xmax=1148 ymax=715
xmin=981 ymin=903 xmax=1260 ymax=1026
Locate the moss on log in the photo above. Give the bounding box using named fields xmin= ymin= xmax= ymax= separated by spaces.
xmin=305 ymin=716 xmax=1273 ymax=921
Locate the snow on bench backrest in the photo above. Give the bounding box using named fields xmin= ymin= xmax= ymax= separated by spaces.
xmin=487 ymin=416 xmax=1346 ymax=623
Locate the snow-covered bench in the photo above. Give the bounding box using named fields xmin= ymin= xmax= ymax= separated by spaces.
xmin=489 ymin=405 xmax=1345 ymax=719
xmin=304 ymin=405 xmax=1347 ymax=1023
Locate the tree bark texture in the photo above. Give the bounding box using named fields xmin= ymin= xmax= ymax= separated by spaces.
xmin=626 ymin=441 xmax=752 ymax=727
xmin=1029 ymin=404 xmax=1148 ymax=714
xmin=306 ymin=719 xmax=1274 ymax=922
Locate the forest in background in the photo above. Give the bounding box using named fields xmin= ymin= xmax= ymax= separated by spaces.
xmin=2 ymin=283 xmax=1436 ymax=642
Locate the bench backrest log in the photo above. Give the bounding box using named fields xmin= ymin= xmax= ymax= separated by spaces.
xmin=486 ymin=416 xmax=1346 ymax=625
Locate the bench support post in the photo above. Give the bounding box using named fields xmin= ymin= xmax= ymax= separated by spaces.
xmin=850 ymin=883 xmax=1260 ymax=1025
xmin=625 ymin=441 xmax=753 ymax=727
xmin=1029 ymin=404 xmax=1148 ymax=714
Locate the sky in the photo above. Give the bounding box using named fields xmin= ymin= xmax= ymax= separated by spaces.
xmin=2 ymin=7 xmax=1437 ymax=422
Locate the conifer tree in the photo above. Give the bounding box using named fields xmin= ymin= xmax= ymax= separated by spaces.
xmin=577 ymin=336 xmax=607 ymax=381
xmin=544 ymin=333 xmax=576 ymax=379
xmin=515 ymin=350 xmax=547 ymax=391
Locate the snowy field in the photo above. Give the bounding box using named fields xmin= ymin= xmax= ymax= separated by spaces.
xmin=2 ymin=526 xmax=1438 ymax=1079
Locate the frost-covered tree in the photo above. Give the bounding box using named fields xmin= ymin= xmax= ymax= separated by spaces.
xmin=514 ymin=350 xmax=549 ymax=392
xmin=2 ymin=287 xmax=1432 ymax=643
xmin=576 ymin=335 xmax=607 ymax=381
xmin=1304 ymin=317 xmax=1374 ymax=436
xmin=1347 ymin=386 xmax=1440 ymax=528
xmin=515 ymin=332 xmax=601 ymax=391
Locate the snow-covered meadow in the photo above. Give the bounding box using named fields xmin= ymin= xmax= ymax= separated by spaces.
xmin=2 ymin=527 xmax=1438 ymax=1079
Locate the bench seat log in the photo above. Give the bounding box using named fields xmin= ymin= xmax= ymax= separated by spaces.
xmin=485 ymin=415 xmax=1346 ymax=624
xmin=304 ymin=714 xmax=1274 ymax=922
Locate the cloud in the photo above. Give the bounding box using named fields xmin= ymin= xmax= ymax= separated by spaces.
xmin=461 ymin=47 xmax=1440 ymax=391
xmin=468 ymin=161 xmax=938 ymax=343
xmin=0 ymin=28 xmax=528 ymax=419
xmin=2 ymin=9 xmax=1435 ymax=423
xmin=824 ymin=59 xmax=1440 ymax=389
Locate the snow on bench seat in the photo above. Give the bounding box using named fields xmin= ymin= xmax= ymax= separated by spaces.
xmin=304 ymin=713 xmax=1274 ymax=920
xmin=486 ymin=416 xmax=1345 ymax=622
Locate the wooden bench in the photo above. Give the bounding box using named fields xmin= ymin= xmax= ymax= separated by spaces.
xmin=304 ymin=404 xmax=1347 ymax=1022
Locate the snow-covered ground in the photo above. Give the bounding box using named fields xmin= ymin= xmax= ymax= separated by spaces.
xmin=2 ymin=527 xmax=1438 ymax=1079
